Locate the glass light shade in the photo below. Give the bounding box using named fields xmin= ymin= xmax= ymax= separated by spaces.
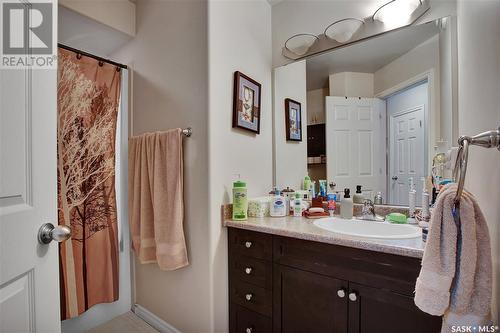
xmin=284 ymin=34 xmax=319 ymax=56
xmin=324 ymin=19 xmax=364 ymax=43
xmin=374 ymin=0 xmax=421 ymax=28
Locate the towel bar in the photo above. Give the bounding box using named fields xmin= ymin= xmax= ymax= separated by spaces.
xmin=453 ymin=126 xmax=500 ymax=205
xmin=182 ymin=127 xmax=192 ymax=137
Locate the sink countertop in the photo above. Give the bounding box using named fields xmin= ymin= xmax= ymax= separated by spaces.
xmin=224 ymin=215 xmax=426 ymax=259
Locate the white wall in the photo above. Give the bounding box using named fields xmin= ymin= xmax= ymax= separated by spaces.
xmin=208 ymin=1 xmax=272 ymax=331
xmin=457 ymin=0 xmax=500 ymax=322
xmin=273 ymin=60 xmax=308 ymax=189
xmin=59 ymin=0 xmax=136 ymax=37
xmin=329 ymin=72 xmax=374 ymax=97
xmin=112 ymin=1 xmax=211 ymax=332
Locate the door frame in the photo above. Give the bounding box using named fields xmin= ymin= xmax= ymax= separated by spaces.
xmin=375 ymin=70 xmax=435 ymax=179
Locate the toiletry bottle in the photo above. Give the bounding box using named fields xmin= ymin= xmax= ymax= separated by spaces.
xmin=340 ymin=188 xmax=353 ymax=219
xmin=303 ymin=176 xmax=311 ymax=191
xmin=407 ymin=178 xmax=417 ymax=224
xmin=374 ymin=192 xmax=383 ymax=205
xmin=293 ymin=193 xmax=303 ymax=217
xmin=327 ymin=194 xmax=336 ymax=217
xmin=353 ymin=185 xmax=364 ymax=204
xmin=319 ymin=180 xmax=327 ymax=198
xmin=232 ymin=180 xmax=248 ymax=220
xmin=421 ymin=177 xmax=430 ymax=220
xmin=309 ymin=181 xmax=316 ymax=199
xmin=270 ymin=189 xmax=287 ymax=217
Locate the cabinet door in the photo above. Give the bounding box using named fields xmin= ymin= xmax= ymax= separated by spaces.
xmin=273 ymin=264 xmax=348 ymax=333
xmin=348 ymin=283 xmax=441 ymax=333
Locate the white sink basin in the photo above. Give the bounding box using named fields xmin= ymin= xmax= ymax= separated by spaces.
xmin=313 ymin=217 xmax=421 ymax=239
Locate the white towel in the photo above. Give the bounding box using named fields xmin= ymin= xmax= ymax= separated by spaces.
xmin=414 ymin=184 xmax=492 ymax=332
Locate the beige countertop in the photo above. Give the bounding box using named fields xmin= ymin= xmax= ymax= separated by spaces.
xmin=224 ymin=215 xmax=427 ymax=259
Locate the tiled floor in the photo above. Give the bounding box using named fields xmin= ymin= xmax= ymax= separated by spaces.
xmin=87 ymin=312 xmax=158 ymax=333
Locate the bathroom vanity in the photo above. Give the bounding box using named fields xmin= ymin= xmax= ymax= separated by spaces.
xmin=226 ymin=218 xmax=441 ymax=333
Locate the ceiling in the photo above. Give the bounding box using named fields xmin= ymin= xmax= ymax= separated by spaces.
xmin=59 ymin=5 xmax=132 ymax=57
xmin=306 ymin=21 xmax=440 ymax=90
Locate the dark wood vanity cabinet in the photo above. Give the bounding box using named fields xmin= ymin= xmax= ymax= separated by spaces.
xmin=228 ymin=227 xmax=441 ymax=333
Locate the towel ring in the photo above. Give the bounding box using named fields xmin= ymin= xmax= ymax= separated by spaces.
xmin=453 ymin=138 xmax=469 ymax=205
xmin=453 ymin=127 xmax=500 ymax=206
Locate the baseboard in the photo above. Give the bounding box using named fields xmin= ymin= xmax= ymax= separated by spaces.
xmin=133 ymin=304 xmax=182 ymax=333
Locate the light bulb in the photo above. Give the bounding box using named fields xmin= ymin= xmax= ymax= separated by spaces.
xmin=375 ymin=0 xmax=420 ymax=28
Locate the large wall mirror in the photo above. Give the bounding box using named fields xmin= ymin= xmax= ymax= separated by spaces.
xmin=273 ymin=16 xmax=458 ymax=207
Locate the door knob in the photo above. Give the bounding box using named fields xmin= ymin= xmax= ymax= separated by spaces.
xmin=245 ymin=267 xmax=253 ymax=275
xmin=38 ymin=223 xmax=71 ymax=244
xmin=337 ymin=289 xmax=346 ymax=298
xmin=391 ymin=176 xmax=399 ymax=180
xmin=349 ymin=292 xmax=358 ymax=302
xmin=245 ymin=293 xmax=253 ymax=301
xmin=245 ymin=241 xmax=252 ymax=248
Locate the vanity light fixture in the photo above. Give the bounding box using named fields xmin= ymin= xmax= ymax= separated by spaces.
xmin=284 ymin=33 xmax=319 ymax=56
xmin=372 ymin=0 xmax=422 ymax=27
xmin=323 ymin=18 xmax=365 ymax=43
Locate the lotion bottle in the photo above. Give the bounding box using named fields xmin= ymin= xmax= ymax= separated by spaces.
xmin=353 ymin=185 xmax=364 ymax=204
xmin=340 ymin=188 xmax=353 ymax=219
xmin=232 ymin=180 xmax=248 ymax=220
xmin=270 ymin=189 xmax=286 ymax=217
xmin=293 ymin=193 xmax=303 ymax=217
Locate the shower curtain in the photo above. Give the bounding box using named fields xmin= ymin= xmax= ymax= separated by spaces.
xmin=57 ymin=48 xmax=121 ymax=320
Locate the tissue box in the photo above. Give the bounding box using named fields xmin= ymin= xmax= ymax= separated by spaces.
xmin=248 ymin=196 xmax=271 ymax=217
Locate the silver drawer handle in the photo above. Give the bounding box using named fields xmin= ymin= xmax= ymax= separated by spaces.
xmin=245 ymin=241 xmax=252 ymax=248
xmin=349 ymin=292 xmax=358 ymax=302
xmin=245 ymin=267 xmax=252 ymax=275
xmin=246 ymin=328 xmax=253 ymax=333
xmin=245 ymin=293 xmax=253 ymax=301
xmin=337 ymin=289 xmax=346 ymax=298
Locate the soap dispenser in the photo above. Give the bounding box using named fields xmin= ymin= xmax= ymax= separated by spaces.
xmin=353 ymin=185 xmax=364 ymax=204
xmin=270 ymin=188 xmax=287 ymax=217
xmin=340 ymin=188 xmax=353 ymax=219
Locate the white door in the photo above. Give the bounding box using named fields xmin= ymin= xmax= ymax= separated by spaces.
xmin=387 ymin=82 xmax=427 ymax=206
xmin=326 ymin=97 xmax=386 ymax=200
xmin=0 ymin=15 xmax=61 ymax=333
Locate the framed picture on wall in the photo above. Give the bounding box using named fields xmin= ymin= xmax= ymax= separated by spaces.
xmin=232 ymin=71 xmax=261 ymax=134
xmin=285 ymin=98 xmax=302 ymax=141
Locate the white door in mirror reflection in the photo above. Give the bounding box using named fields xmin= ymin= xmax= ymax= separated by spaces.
xmin=388 ymin=81 xmax=427 ymax=206
xmin=326 ymin=97 xmax=387 ymax=201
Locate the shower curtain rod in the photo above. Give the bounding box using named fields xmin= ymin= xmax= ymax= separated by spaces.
xmin=58 ymin=43 xmax=128 ymax=69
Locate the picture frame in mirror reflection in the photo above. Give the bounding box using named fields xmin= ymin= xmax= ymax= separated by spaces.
xmin=285 ymin=98 xmax=302 ymax=142
xmin=232 ymin=71 xmax=261 ymax=134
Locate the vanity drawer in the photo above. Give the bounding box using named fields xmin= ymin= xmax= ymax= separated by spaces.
xmin=273 ymin=235 xmax=421 ymax=296
xmin=229 ymin=228 xmax=272 ymax=261
xmin=231 ymin=304 xmax=272 ymax=333
xmin=230 ymin=279 xmax=272 ymax=317
xmin=229 ymin=255 xmax=272 ymax=289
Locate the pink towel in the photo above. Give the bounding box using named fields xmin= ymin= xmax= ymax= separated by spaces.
xmin=415 ymin=184 xmax=492 ymax=331
xmin=128 ymin=129 xmax=188 ymax=270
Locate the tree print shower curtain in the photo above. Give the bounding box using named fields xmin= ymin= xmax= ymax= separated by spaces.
xmin=57 ymin=48 xmax=121 ymax=320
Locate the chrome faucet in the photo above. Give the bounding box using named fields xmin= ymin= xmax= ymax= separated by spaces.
xmin=358 ymin=199 xmax=384 ymax=222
